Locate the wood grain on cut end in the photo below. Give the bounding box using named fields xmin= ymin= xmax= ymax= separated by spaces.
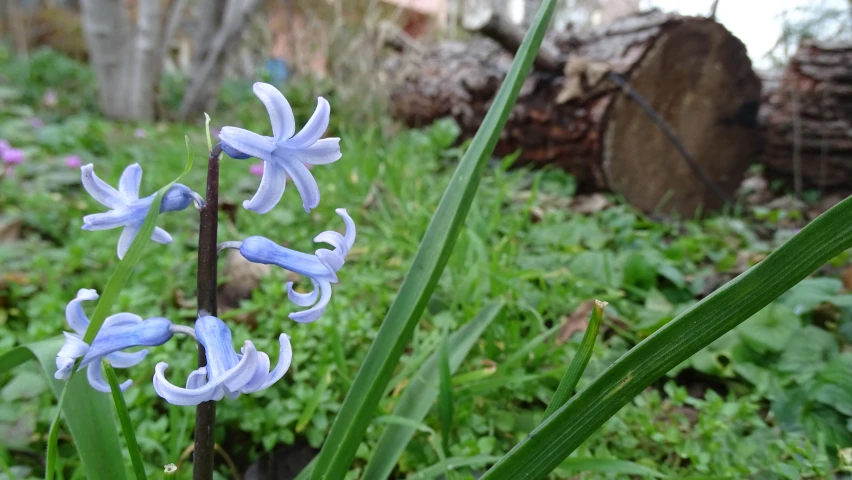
xmin=603 ymin=18 xmax=761 ymax=215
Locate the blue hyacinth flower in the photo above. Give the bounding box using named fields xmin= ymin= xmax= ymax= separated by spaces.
xmin=218 ymin=82 xmax=342 ymax=214
xmin=55 ymin=289 xmax=175 ymax=392
xmin=153 ymin=316 xmax=292 ymax=406
xmin=235 ymin=208 xmax=355 ymax=323
xmin=81 ymin=163 xmax=203 ymax=259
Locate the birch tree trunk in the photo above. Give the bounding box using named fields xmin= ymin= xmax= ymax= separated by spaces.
xmin=79 ymin=0 xmax=262 ymax=121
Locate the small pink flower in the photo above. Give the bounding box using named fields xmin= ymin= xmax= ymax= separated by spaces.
xmin=134 ymin=128 xmax=147 ymax=139
xmin=30 ymin=118 xmax=44 ymax=128
xmin=2 ymin=148 xmax=24 ymax=165
xmin=43 ymin=89 xmax=58 ymax=107
xmin=249 ymin=162 xmax=264 ymax=176
xmin=0 ymin=139 xmax=10 ymax=156
xmin=65 ymin=155 xmax=82 ymax=168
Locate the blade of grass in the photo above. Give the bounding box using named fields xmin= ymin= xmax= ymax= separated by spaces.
xmin=437 ymin=331 xmax=453 ymax=455
xmin=296 ymin=367 xmax=332 ymax=433
xmin=543 ymin=300 xmax=605 ymax=417
xmin=361 ymin=302 xmax=503 ymax=480
xmin=481 ymin=195 xmax=852 ymax=479
xmin=309 ymin=0 xmax=558 ymax=475
xmin=46 ymin=141 xmax=195 ymax=479
xmin=103 ymin=362 xmax=146 ymax=480
xmin=558 ymin=457 xmax=665 ymax=477
xmin=0 ymin=340 xmax=126 ymax=480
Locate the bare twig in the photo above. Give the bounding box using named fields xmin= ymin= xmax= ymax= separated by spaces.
xmin=607 ymin=72 xmax=731 ymax=203
xmin=463 ymin=8 xmax=562 ymax=72
xmin=709 ymin=0 xmax=720 ymax=20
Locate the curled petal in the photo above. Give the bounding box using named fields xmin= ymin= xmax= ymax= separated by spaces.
xmin=287 ymin=280 xmax=319 ymax=307
xmin=152 ymin=227 xmax=173 ymax=244
xmin=335 ymin=208 xmax=356 ymax=251
xmin=57 ymin=333 xmax=89 ymax=359
xmin=105 ymin=350 xmax=148 ymax=368
xmin=288 ymin=280 xmax=332 ymax=323
xmin=279 ymin=157 xmax=319 ymax=212
xmin=186 ymin=368 xmax=208 ymax=389
xmin=316 ymin=249 xmax=343 ymax=281
xmin=241 ymin=351 xmax=271 ymax=393
xmin=243 ymin=162 xmax=288 ymax=214
xmin=219 ymin=127 xmax=274 ymax=162
xmin=253 ymin=82 xmax=295 ymax=140
xmin=117 ymin=223 xmax=141 ymax=259
xmin=118 ymin=163 xmax=142 ymax=200
xmin=153 ymin=345 xmax=257 ymax=406
xmin=288 ymin=97 xmax=330 ymax=149
xmin=55 ymin=358 xmax=75 ymax=380
xmin=313 ymin=231 xmax=346 ymax=252
xmin=65 ymin=289 xmax=99 ymax=334
xmin=81 ymin=164 xmax=124 ymax=209
xmin=87 ymin=362 xmax=132 ymax=393
xmin=260 ymin=334 xmax=293 ymax=390
xmin=222 ymin=342 xmax=258 ymax=392
xmin=285 ymin=138 xmax=342 ymax=165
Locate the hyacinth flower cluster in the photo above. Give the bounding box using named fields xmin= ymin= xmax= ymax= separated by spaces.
xmin=55 ymin=82 xmax=353 ymax=406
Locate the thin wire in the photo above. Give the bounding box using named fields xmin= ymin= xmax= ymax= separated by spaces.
xmin=607 ymin=72 xmax=731 ymax=203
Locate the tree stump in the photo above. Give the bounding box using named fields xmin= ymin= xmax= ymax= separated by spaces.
xmin=760 ymin=41 xmax=852 ymax=191
xmin=388 ymin=10 xmax=762 ymax=214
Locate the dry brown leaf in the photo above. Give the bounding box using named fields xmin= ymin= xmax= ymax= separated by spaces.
xmin=572 ymin=193 xmax=610 ymax=214
xmin=557 ymin=300 xmax=595 ymax=345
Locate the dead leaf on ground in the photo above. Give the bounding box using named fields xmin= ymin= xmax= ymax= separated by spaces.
xmin=572 ymin=193 xmax=610 ymax=215
xmin=0 ymin=219 xmax=21 ymax=243
xmin=842 ymin=265 xmax=852 ymax=292
xmin=557 ymin=300 xmax=595 ymax=345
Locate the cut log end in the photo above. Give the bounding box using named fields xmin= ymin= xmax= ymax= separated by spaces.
xmin=603 ymin=19 xmax=761 ymax=214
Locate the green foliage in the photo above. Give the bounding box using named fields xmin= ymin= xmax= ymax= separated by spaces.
xmin=0 ymin=44 xmax=851 ymax=479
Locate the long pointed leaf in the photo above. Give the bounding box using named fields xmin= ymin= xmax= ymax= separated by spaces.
xmin=482 ymin=195 xmax=852 ymax=478
xmin=104 ymin=363 xmax=146 ymax=479
xmin=309 ymin=0 xmax=558 ymax=476
xmin=543 ymin=300 xmax=604 ymax=417
xmin=0 ymin=340 xmax=126 ymax=480
xmin=356 ymin=302 xmax=503 ymax=480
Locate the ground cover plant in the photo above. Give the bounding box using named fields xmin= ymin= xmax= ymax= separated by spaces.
xmin=1 ymin=8 xmax=852 ymax=479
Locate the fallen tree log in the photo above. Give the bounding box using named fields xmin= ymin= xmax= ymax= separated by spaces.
xmin=388 ymin=10 xmax=762 ymax=214
xmin=760 ymin=41 xmax=852 ymax=191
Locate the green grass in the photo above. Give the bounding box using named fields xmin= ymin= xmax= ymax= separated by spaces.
xmin=0 ymin=47 xmax=849 ymax=479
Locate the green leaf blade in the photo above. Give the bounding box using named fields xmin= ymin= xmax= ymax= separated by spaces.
xmin=544 ymin=300 xmax=604 ymax=418
xmin=482 ymin=195 xmax=852 ymax=479
xmin=0 ymin=340 xmax=127 ymax=480
xmin=104 ymin=363 xmax=146 ymax=480
xmin=309 ymin=0 xmax=558 ymax=476
xmin=360 ymin=302 xmax=503 ymax=480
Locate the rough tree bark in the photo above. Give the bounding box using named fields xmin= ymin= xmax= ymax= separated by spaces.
xmin=388 ymin=10 xmax=762 ymax=214
xmin=79 ymin=0 xmax=262 ymax=121
xmin=760 ymin=41 xmax=852 ymax=191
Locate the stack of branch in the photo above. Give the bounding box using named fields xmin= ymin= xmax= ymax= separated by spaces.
xmin=387 ymin=10 xmax=762 ymax=215
xmin=760 ymin=41 xmax=852 ymax=192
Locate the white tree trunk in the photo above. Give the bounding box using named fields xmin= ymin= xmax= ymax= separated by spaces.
xmin=80 ymin=0 xmax=261 ymax=121
xmin=80 ymin=0 xmax=132 ymax=118
xmin=128 ymin=0 xmax=162 ymax=121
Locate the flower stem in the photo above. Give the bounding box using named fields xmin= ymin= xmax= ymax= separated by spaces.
xmin=194 ymin=143 xmax=222 ymax=480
